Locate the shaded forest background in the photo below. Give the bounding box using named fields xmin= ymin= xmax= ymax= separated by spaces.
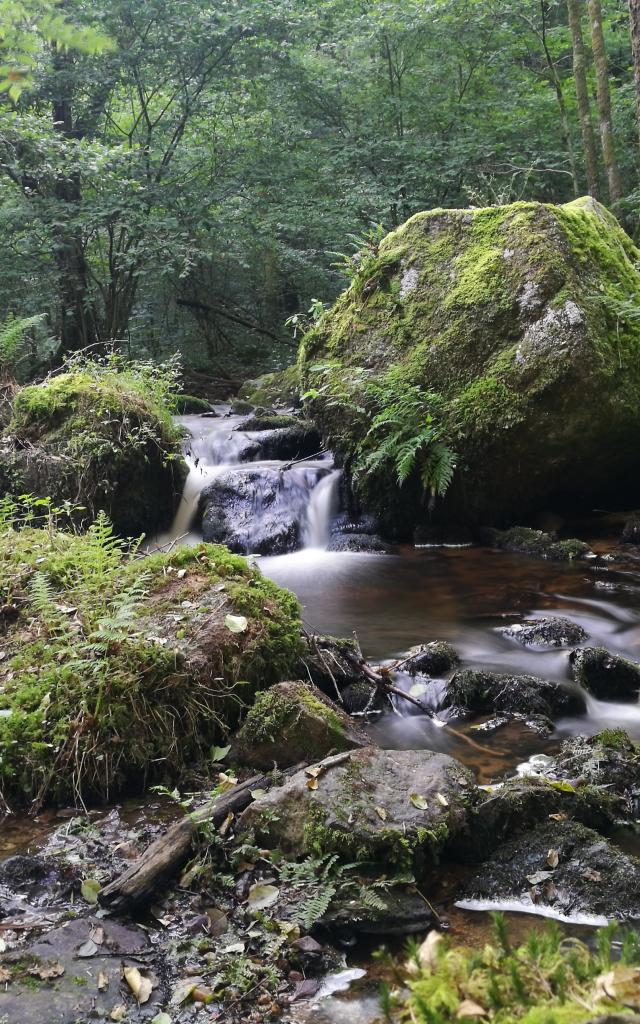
xmin=2 ymin=0 xmax=640 ymax=383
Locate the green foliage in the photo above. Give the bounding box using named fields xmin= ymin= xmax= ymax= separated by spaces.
xmin=0 ymin=500 xmax=302 ymax=809
xmin=404 ymin=915 xmax=640 ymax=1024
xmin=0 ymin=313 xmax=45 ymax=377
xmin=355 ymin=385 xmax=457 ymax=498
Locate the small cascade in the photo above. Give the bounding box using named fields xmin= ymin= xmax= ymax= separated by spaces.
xmin=303 ymin=469 xmax=341 ymax=548
xmin=162 ymin=411 xmax=341 ymax=553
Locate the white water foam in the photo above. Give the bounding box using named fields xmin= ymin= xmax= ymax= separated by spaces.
xmin=455 ymin=898 xmax=609 ymax=927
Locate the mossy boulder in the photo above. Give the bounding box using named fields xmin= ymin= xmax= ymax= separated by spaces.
xmin=443 ymin=669 xmax=586 ymax=720
xmin=229 ymin=680 xmax=366 ymax=769
xmin=483 ymin=526 xmax=592 ymax=561
xmin=570 ymin=647 xmax=640 ymax=701
xmin=238 ymin=747 xmax=474 ymax=875
xmin=402 ymin=641 xmax=459 ymax=676
xmin=460 ymin=821 xmax=640 ymax=923
xmin=0 ymin=521 xmax=302 ymax=809
xmin=502 ymin=616 xmax=588 ymax=648
xmin=239 ymin=365 xmax=301 ymax=409
xmin=300 ymin=197 xmax=640 ymax=532
xmin=1 ymin=369 xmax=187 ymax=536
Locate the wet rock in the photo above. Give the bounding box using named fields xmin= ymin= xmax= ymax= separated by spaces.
xmin=483 ymin=527 xmax=592 ymax=561
xmin=330 ymin=512 xmax=380 ymax=537
xmin=239 ymin=414 xmax=321 ymax=460
xmin=401 ymin=641 xmax=459 ymax=676
xmin=200 ymin=467 xmax=326 ymax=554
xmin=341 ymin=680 xmax=377 ymax=713
xmin=550 ymin=730 xmax=640 ymax=797
xmin=570 ymin=647 xmax=640 ymax=701
xmin=230 ymin=681 xmax=367 ymax=769
xmin=452 ymin=775 xmax=623 ymax=863
xmin=0 ymin=916 xmax=160 ymax=1024
xmin=296 ymin=633 xmax=365 ymax=694
xmin=459 ymin=821 xmax=640 ymax=923
xmin=238 ymin=747 xmax=474 ymax=875
xmin=502 ymin=616 xmax=588 ymax=648
xmin=326 ymin=533 xmax=391 ymax=553
xmin=175 ymin=394 xmax=214 ymax=414
xmin=621 ymin=514 xmax=640 ymax=544
xmin=442 ymin=669 xmax=586 ymax=719
xmin=322 ymin=884 xmax=433 ymax=936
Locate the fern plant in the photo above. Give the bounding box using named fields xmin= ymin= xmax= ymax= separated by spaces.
xmin=0 ymin=313 xmax=45 ymax=378
xmin=356 ymin=385 xmax=457 ymax=499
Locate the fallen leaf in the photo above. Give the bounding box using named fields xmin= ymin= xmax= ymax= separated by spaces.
xmin=152 ymin=1015 xmax=172 ymax=1024
xmin=247 ymin=883 xmax=279 ymax=911
xmin=548 ymin=812 xmax=568 ymax=822
xmin=582 ymin=867 xmax=602 ymax=882
xmin=80 ymin=878 xmax=101 ymax=904
xmin=436 ymin=792 xmax=449 ymax=807
xmin=219 ymin=811 xmax=234 ymax=837
xmin=30 ymin=960 xmax=65 ymax=980
xmin=191 ymin=986 xmax=213 ymax=1003
xmin=457 ymin=999 xmax=488 ymax=1018
xmin=110 ymin=1007 xmax=127 ymax=1022
xmin=305 ymin=766 xmax=322 ymax=778
xmin=250 ymin=788 xmax=267 ymax=800
xmin=0 ymin=966 xmax=11 ymax=983
xmin=547 ymin=848 xmax=559 ymax=868
xmin=171 ymin=980 xmax=198 ymax=1004
xmin=526 ymin=870 xmax=553 ymax=885
xmin=210 ymin=744 xmax=230 ymax=762
xmin=223 ymin=941 xmax=246 ymax=953
xmin=90 ymin=925 xmax=105 ymax=945
xmin=76 ymin=938 xmax=98 ymax=958
xmin=306 ymin=777 xmax=319 ymax=790
xmin=123 ymin=965 xmax=154 ymax=1004
xmin=225 ymin=614 xmax=248 ymax=633
xmin=410 ymin=793 xmax=429 ymax=810
xmin=374 ymin=805 xmax=387 ymax=821
xmin=98 ymin=970 xmax=109 ymax=991
xmin=595 ymin=966 xmax=640 ymax=1006
xmin=414 ymin=930 xmax=443 ymax=973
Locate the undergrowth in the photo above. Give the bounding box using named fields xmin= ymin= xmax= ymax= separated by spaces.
xmin=403 ymin=913 xmax=640 ymax=1024
xmin=0 ymin=497 xmax=301 ymax=811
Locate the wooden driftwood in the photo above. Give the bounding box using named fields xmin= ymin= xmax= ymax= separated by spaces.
xmin=100 ymin=762 xmax=309 ymax=913
xmin=100 ymin=772 xmax=273 ymax=912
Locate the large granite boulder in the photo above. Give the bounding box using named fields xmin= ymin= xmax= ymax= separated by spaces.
xmin=300 ymin=197 xmax=640 ymax=532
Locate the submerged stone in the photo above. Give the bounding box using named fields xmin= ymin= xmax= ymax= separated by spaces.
xmin=502 ymin=616 xmax=588 ymax=648
xmin=230 ymin=680 xmax=366 ymax=769
xmin=300 ymin=197 xmax=640 ymax=531
xmin=570 ymin=647 xmax=640 ymax=701
xmin=483 ymin=526 xmax=592 ymax=561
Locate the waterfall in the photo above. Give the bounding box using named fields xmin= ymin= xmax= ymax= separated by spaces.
xmin=302 ymin=470 xmax=341 ymax=548
xmin=160 ymin=412 xmax=341 ymax=554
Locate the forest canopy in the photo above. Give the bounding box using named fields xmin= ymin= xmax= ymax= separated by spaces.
xmin=0 ymin=0 xmax=639 ymax=380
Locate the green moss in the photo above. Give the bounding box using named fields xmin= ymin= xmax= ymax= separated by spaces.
xmin=484 ymin=527 xmax=590 ymax=561
xmin=301 ymin=197 xmax=640 ymax=531
xmin=0 ymin=515 xmax=302 ymax=809
xmin=240 ymin=365 xmax=301 ymax=407
xmin=174 ymin=394 xmax=213 ymax=414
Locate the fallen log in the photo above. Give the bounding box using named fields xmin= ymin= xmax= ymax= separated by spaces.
xmin=100 ymin=769 xmax=295 ymax=913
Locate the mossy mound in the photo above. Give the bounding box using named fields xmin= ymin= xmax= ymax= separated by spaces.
xmin=230 ymin=680 xmax=366 ymax=769
xmin=0 ymin=515 xmax=302 ymax=809
xmin=300 ymin=197 xmax=640 ymax=532
xmin=1 ymin=366 xmax=187 ymax=536
xmin=483 ymin=526 xmax=592 ymax=561
xmin=239 ymin=365 xmax=301 ymax=408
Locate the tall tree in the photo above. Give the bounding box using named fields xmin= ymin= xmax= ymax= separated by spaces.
xmin=629 ymin=0 xmax=640 ymax=145
xmin=587 ymin=0 xmax=621 ymax=202
xmin=567 ymin=0 xmax=600 ymax=198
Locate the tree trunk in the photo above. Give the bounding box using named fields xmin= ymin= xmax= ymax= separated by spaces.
xmin=629 ymin=0 xmax=640 ymax=145
xmin=587 ymin=0 xmax=622 ymax=203
xmin=51 ymin=50 xmax=100 ymax=355
xmin=567 ymin=0 xmax=600 ymax=198
xmin=539 ymin=1 xmax=579 ymax=196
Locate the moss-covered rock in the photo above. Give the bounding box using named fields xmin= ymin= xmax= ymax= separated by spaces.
xmin=443 ymin=669 xmax=586 ymax=719
xmin=502 ymin=616 xmax=588 ymax=648
xmin=300 ymin=197 xmax=640 ymax=531
xmin=402 ymin=641 xmax=459 ymax=676
xmin=240 ymin=365 xmax=301 ymax=408
xmin=229 ymin=680 xmax=366 ymax=769
xmin=174 ymin=394 xmax=214 ymax=414
xmin=0 ymin=519 xmax=302 ymax=809
xmin=483 ymin=526 xmax=592 ymax=561
xmin=238 ymin=747 xmax=474 ymax=875
xmin=570 ymin=647 xmax=640 ymax=700
xmin=1 ymin=367 xmax=187 ymax=536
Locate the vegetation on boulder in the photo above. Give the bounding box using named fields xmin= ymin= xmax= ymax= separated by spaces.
xmin=1 ymin=358 xmax=187 ymax=536
xmin=0 ymin=503 xmax=302 ymax=809
xmin=300 ymin=198 xmax=640 ymax=533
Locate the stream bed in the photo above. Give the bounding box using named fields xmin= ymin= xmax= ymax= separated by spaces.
xmin=3 ymin=410 xmax=640 ymax=1023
